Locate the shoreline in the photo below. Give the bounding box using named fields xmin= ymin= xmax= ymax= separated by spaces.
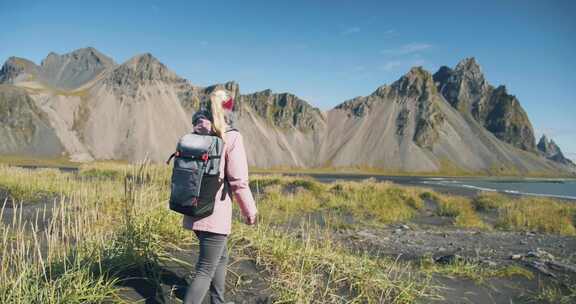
xmin=5 ymin=164 xmax=576 ymax=201
xmin=258 ymin=172 xmax=576 ymax=201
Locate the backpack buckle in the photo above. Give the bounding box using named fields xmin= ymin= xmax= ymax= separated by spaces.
xmin=201 ymin=153 xmax=209 ymax=162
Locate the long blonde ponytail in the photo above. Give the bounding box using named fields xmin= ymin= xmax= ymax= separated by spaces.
xmin=209 ymin=89 xmax=229 ymax=141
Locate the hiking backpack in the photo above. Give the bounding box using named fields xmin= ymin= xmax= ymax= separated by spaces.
xmin=166 ymin=131 xmax=230 ymax=220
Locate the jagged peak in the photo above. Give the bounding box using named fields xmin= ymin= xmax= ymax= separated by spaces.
xmin=124 ymin=53 xmax=163 ymax=68
xmin=536 ymin=134 xmax=573 ymax=165
xmin=400 ymin=66 xmax=435 ymax=84
xmin=390 ymin=66 xmax=436 ymax=95
xmin=252 ymin=88 xmax=274 ymax=96
xmin=433 ymin=65 xmax=453 ymax=81
xmin=455 ymin=57 xmax=481 ymax=72
xmin=493 ymin=85 xmax=508 ymax=94
xmin=0 ymin=57 xmax=40 ymax=84
xmin=2 ymin=56 xmax=38 ymax=70
xmin=436 ymin=65 xmax=453 ymax=74
xmin=538 ymin=134 xmax=549 ymax=146
xmin=247 ymin=89 xmax=313 ymax=106
xmin=537 ymin=134 xmax=559 ymax=152
xmin=40 ymin=47 xmax=114 ymax=66
xmin=110 ymin=53 xmax=179 ymax=82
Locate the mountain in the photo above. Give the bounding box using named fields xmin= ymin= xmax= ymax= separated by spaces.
xmin=0 ymin=47 xmax=114 ymax=90
xmin=321 ymin=67 xmax=563 ymax=173
xmin=0 ymin=47 xmax=573 ymax=175
xmin=433 ymin=58 xmax=536 ymax=151
xmin=40 ymin=47 xmax=115 ymax=89
xmin=537 ymin=135 xmax=574 ymax=166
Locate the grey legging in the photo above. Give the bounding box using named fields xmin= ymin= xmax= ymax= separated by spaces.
xmin=184 ymin=230 xmax=229 ymax=304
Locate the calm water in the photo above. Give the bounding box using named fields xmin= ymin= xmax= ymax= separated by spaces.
xmin=281 ymin=173 xmax=576 ymax=201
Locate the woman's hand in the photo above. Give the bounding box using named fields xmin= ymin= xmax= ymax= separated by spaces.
xmin=245 ymin=215 xmax=257 ymax=225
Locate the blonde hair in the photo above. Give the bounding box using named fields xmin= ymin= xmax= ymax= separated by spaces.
xmin=209 ymin=89 xmax=229 ymax=141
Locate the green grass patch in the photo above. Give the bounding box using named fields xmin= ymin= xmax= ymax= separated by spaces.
xmin=420 ymin=256 xmax=534 ymax=284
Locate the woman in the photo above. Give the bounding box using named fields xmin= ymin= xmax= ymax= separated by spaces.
xmin=183 ymin=89 xmax=257 ymax=304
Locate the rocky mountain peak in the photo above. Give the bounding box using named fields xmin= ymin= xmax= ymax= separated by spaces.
xmin=0 ymin=57 xmax=40 ymax=84
xmin=434 ymin=58 xmax=488 ymax=109
xmin=36 ymin=47 xmax=115 ymax=89
xmin=538 ymin=135 xmax=561 ymax=157
xmin=122 ymin=53 xmax=178 ymax=81
xmin=105 ymin=53 xmax=181 ymax=96
xmin=391 ymin=66 xmax=437 ymax=99
xmin=455 ymin=57 xmax=481 ymax=73
xmin=241 ymin=89 xmax=324 ymax=131
xmin=537 ymin=134 xmax=574 ymax=165
xmin=433 ymin=58 xmax=536 ymax=152
xmin=39 ymin=47 xmax=114 ymax=69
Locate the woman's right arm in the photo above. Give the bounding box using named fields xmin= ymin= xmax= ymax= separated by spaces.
xmin=225 ymin=131 xmax=258 ymax=224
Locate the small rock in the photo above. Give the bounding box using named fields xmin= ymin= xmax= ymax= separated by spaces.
xmin=527 ymin=248 xmax=554 ymax=261
xmin=434 ymin=254 xmax=462 ymax=265
xmin=438 ymin=247 xmax=447 ymax=252
xmin=546 ymin=261 xmax=576 ymax=274
xmin=510 ymin=254 xmax=523 ymax=260
xmin=481 ymin=260 xmax=498 ymax=267
xmin=527 ymin=260 xmax=556 ymax=277
xmin=401 ymin=224 xmax=410 ymax=230
xmin=394 ymin=228 xmax=403 ymax=234
xmin=519 ymin=240 xmax=528 ymax=245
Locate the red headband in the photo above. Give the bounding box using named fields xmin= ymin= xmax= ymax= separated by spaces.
xmin=222 ymin=97 xmax=234 ymax=110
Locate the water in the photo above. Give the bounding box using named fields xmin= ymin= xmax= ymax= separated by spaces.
xmin=421 ymin=178 xmax=576 ymax=200
xmin=281 ymin=173 xmax=576 ymax=201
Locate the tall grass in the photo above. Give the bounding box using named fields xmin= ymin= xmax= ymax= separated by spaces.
xmin=495 ymin=197 xmax=576 ymax=235
xmin=1 ymin=163 xmax=574 ymax=303
xmin=0 ymin=162 xmax=175 ymax=303
xmin=426 ymin=193 xmax=487 ymax=229
xmin=234 ymin=222 xmax=433 ymax=303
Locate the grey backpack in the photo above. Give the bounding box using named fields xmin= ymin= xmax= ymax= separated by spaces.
xmin=166 ymin=132 xmax=228 ymax=220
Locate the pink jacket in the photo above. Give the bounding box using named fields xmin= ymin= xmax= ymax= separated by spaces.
xmin=182 ymin=127 xmax=258 ymax=235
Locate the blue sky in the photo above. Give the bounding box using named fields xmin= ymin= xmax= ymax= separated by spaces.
xmin=1 ymin=0 xmax=575 ymax=160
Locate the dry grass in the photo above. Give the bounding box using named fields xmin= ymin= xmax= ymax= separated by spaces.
xmin=233 ymin=222 xmax=434 ymax=303
xmin=495 ymin=197 xmax=576 ymax=235
xmin=1 ymin=163 xmax=574 ymax=303
xmin=429 ymin=193 xmax=488 ymax=229
xmin=471 ymin=191 xmax=509 ymax=211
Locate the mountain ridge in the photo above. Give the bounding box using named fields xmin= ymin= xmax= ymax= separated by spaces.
xmin=0 ymin=47 xmax=573 ymax=174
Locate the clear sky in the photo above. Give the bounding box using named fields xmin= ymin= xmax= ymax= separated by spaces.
xmin=1 ymin=0 xmax=575 ymax=160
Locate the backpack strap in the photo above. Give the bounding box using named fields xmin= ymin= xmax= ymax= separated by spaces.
xmin=166 ymin=152 xmax=177 ymax=164
xmin=220 ymin=128 xmax=240 ymax=200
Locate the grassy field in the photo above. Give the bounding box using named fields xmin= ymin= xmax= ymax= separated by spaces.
xmin=0 ymin=163 xmax=574 ymax=303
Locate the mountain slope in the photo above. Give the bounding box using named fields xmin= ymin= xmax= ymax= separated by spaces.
xmin=236 ymin=90 xmax=326 ymax=168
xmin=0 ymin=85 xmax=63 ymax=156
